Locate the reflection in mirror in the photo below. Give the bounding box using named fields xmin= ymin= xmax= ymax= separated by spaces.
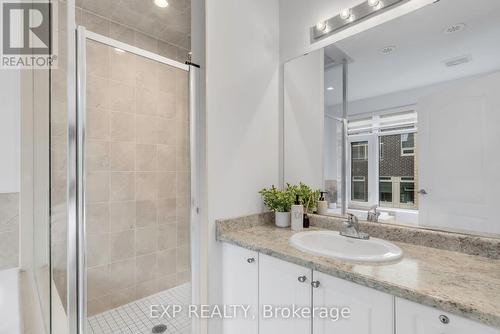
xmin=285 ymin=0 xmax=500 ymax=237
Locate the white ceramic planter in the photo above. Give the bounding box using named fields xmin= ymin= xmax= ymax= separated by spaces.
xmin=275 ymin=212 xmax=291 ymax=228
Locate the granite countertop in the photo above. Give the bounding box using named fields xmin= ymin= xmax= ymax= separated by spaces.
xmin=216 ymin=216 xmax=500 ymax=328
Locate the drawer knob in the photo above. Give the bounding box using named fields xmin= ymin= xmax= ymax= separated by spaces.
xmin=298 ymin=275 xmax=307 ymax=283
xmin=247 ymin=257 xmax=255 ymax=263
xmin=311 ymin=280 xmax=320 ymax=288
xmin=439 ymin=315 xmax=450 ymax=324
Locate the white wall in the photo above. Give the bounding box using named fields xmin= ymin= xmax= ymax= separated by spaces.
xmin=0 ymin=70 xmax=21 ymax=193
xmin=279 ymin=0 xmax=434 ymax=63
xmin=205 ymin=0 xmax=280 ymax=332
xmin=284 ymin=50 xmax=324 ymax=189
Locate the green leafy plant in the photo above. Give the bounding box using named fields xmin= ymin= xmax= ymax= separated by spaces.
xmin=259 ymin=185 xmax=295 ymax=212
xmin=289 ymin=182 xmax=320 ymax=214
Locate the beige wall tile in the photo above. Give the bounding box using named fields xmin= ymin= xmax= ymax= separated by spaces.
xmin=176 ymin=245 xmax=190 ymax=272
xmin=110 ymin=201 xmax=136 ymax=232
xmin=176 ymin=270 xmax=191 ymax=285
xmin=136 ymin=87 xmax=157 ymax=116
xmin=110 ymin=287 xmax=136 ymax=309
xmin=157 ymin=91 xmax=176 ymax=119
xmin=135 ymin=32 xmax=159 ymax=54
xmin=177 ymin=171 xmax=190 ymax=197
xmin=176 ymin=145 xmax=189 ymax=171
xmin=110 ymin=172 xmax=135 ymax=201
xmin=157 ymin=249 xmax=176 ymax=277
xmin=109 ymin=81 xmax=136 ymax=114
xmin=136 ymin=279 xmax=160 ymax=300
xmin=87 ymin=108 xmax=109 ymax=140
xmin=136 ymin=58 xmax=158 ymax=90
xmin=157 ymin=274 xmax=177 ymax=291
xmin=86 ymin=203 xmax=110 ymax=235
xmin=82 ymin=11 xmax=110 ymax=36
xmin=157 ymin=145 xmax=176 ymax=171
xmin=87 ymin=140 xmax=110 ymax=172
xmin=87 ymin=40 xmax=109 ymax=78
xmin=157 ymin=117 xmax=177 ymax=146
xmin=157 ymin=172 xmax=176 ymax=199
xmin=110 ymin=230 xmax=135 ymax=261
xmin=136 ymin=227 xmax=157 ymax=256
xmin=158 ymin=198 xmax=176 ymax=225
xmin=136 ymin=144 xmax=157 ymax=171
xmin=158 ymin=64 xmax=177 ymax=93
xmin=110 ymin=112 xmax=136 ymax=142
xmin=88 ymin=295 xmax=113 ymax=317
xmin=109 ymin=259 xmax=135 ymax=290
xmin=109 ymin=22 xmax=135 ymax=45
xmin=136 ymin=253 xmax=157 ymax=283
xmin=110 ymin=49 xmax=136 ymax=86
xmin=136 ymin=172 xmax=157 ymax=200
xmin=87 ymin=233 xmax=110 ymax=267
xmin=136 ymin=115 xmax=158 ymax=144
xmin=87 ymin=172 xmax=110 ymax=203
xmin=110 ymin=142 xmax=136 ymax=171
xmin=157 ymin=223 xmax=177 ymax=250
xmin=88 ymin=265 xmax=111 ymax=300
xmin=136 ymin=200 xmax=157 ymax=228
xmin=87 ymin=75 xmax=109 ymax=109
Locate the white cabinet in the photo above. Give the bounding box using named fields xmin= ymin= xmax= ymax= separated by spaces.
xmin=259 ymin=253 xmax=312 ymax=334
xmin=396 ymin=298 xmax=500 ymax=334
xmin=222 ymin=243 xmax=259 ymax=334
xmin=312 ymin=271 xmax=394 ymax=334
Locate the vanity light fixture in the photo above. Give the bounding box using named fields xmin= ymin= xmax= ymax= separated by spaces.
xmin=311 ymin=0 xmax=406 ymax=42
xmin=154 ymin=0 xmax=169 ymax=8
xmin=340 ymin=8 xmax=352 ymax=20
xmin=316 ymin=21 xmax=328 ymax=32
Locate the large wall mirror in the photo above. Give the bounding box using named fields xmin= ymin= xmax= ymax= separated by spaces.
xmin=283 ymin=0 xmax=500 ymax=237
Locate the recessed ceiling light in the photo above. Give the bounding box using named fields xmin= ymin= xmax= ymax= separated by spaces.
xmin=379 ymin=45 xmax=396 ymax=55
xmin=444 ymin=23 xmax=466 ymax=34
xmin=327 ymin=87 xmax=334 ymax=91
xmin=154 ymin=0 xmax=169 ymax=8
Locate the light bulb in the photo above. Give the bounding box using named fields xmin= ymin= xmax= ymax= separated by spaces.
xmin=340 ymin=8 xmax=351 ymax=20
xmin=368 ymin=0 xmax=380 ymax=7
xmin=316 ymin=21 xmax=327 ymax=32
xmin=154 ymin=0 xmax=169 ymax=8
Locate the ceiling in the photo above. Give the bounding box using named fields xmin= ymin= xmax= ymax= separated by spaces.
xmin=325 ymin=0 xmax=500 ymax=106
xmin=76 ymin=0 xmax=191 ymax=50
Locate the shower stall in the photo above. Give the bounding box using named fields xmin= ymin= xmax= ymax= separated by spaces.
xmin=49 ymin=1 xmax=201 ymax=333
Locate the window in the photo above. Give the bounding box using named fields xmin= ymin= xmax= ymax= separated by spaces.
xmin=401 ymin=133 xmax=415 ymax=156
xmin=352 ymin=176 xmax=367 ymax=202
xmin=351 ymin=141 xmax=368 ymax=202
xmin=352 ymin=143 xmax=368 ymax=160
xmin=347 ymin=110 xmax=418 ymax=211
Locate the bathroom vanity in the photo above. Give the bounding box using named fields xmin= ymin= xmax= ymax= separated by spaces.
xmin=217 ymin=214 xmax=500 ymax=334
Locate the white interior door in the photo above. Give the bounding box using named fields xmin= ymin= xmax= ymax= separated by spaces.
xmin=418 ymin=71 xmax=500 ymax=236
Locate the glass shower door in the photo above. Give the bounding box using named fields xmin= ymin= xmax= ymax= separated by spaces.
xmin=76 ymin=28 xmax=193 ymax=334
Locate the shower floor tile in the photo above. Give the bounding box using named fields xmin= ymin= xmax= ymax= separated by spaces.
xmin=87 ymin=283 xmax=191 ymax=334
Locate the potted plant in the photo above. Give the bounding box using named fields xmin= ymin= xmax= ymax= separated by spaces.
xmin=292 ymin=182 xmax=321 ymax=214
xmin=259 ymin=185 xmax=295 ymax=227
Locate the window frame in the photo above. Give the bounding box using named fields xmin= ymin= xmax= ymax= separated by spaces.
xmin=400 ymin=133 xmax=416 ymax=156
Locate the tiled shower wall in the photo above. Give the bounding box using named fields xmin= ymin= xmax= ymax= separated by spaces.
xmin=0 ymin=193 xmax=19 ymax=270
xmin=84 ymin=39 xmax=190 ymax=316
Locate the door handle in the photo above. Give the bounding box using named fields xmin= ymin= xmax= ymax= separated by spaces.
xmin=311 ymin=281 xmax=320 ymax=288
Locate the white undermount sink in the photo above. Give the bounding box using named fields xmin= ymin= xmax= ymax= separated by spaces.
xmin=289 ymin=230 xmax=403 ymax=263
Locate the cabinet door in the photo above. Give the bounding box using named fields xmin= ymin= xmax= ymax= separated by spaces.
xmin=259 ymin=254 xmax=312 ymax=334
xmin=396 ymin=297 xmax=500 ymax=334
xmin=222 ymin=243 xmax=259 ymax=334
xmin=312 ymin=271 xmax=394 ymax=334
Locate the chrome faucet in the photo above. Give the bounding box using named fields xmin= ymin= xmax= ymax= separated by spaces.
xmin=340 ymin=213 xmax=370 ymax=240
xmin=367 ymin=205 xmax=380 ymax=223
